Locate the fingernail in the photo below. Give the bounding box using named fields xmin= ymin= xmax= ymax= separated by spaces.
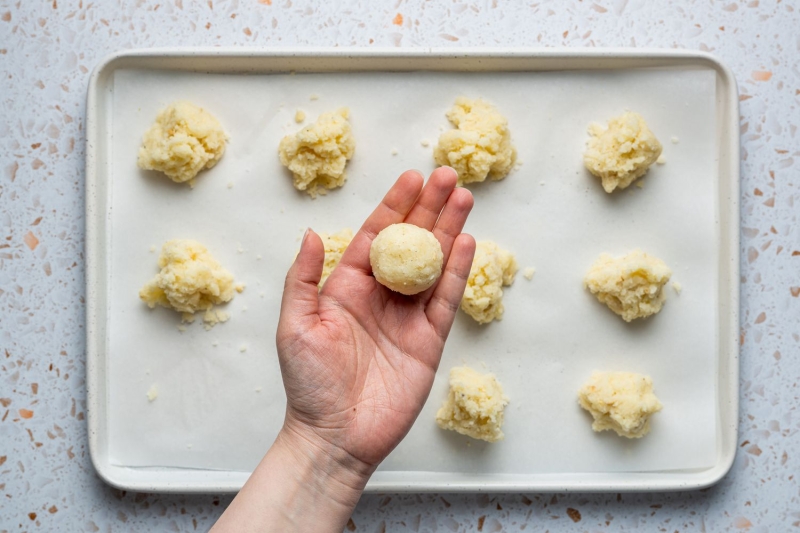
xmin=303 ymin=227 xmax=311 ymax=242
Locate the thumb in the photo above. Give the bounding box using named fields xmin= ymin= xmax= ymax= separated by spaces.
xmin=279 ymin=229 xmax=324 ymax=328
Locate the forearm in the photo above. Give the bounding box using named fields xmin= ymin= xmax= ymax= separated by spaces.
xmin=211 ymin=427 xmax=374 ymax=533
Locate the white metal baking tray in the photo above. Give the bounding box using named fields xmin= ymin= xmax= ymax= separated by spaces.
xmin=86 ymin=48 xmax=739 ymax=493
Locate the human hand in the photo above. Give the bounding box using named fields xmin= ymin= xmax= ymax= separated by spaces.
xmin=277 ymin=167 xmax=475 ymax=470
xmin=212 ymin=168 xmax=474 ymax=533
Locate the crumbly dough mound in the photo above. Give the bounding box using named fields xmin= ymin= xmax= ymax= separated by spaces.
xmin=319 ymin=228 xmax=353 ymax=288
xmin=583 ymin=111 xmax=662 ymax=193
xmin=584 ymin=250 xmax=672 ymax=322
xmin=434 ymin=97 xmax=517 ymax=186
xmin=137 ymin=101 xmax=227 ymax=186
xmin=278 ymin=108 xmax=355 ymax=198
xmin=461 ymin=241 xmax=518 ymax=324
xmin=140 ymin=240 xmax=236 ymax=323
xmin=436 ymin=366 xmax=509 ymax=443
xmin=578 ymin=371 xmax=663 ymax=438
xmin=369 ymin=223 xmax=443 ymax=295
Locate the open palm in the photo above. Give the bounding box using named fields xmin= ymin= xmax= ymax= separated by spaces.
xmin=276 ymin=168 xmax=475 ymax=468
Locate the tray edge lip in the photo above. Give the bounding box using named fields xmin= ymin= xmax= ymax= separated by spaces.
xmin=84 ymin=46 xmax=740 ymax=493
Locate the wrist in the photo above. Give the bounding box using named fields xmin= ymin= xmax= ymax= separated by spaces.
xmin=212 ymin=426 xmax=374 ymax=533
xmin=275 ymin=423 xmax=375 ymax=512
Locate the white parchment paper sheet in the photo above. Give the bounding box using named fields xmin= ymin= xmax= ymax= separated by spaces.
xmin=107 ymin=67 xmax=718 ymax=475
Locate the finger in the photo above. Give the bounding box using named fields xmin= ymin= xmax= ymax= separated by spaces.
xmin=425 ymin=233 xmax=476 ymax=341
xmin=403 ymin=166 xmax=459 ymax=231
xmin=278 ymin=229 xmax=324 ymax=330
xmin=339 ymin=170 xmax=424 ymax=274
xmin=432 ymin=186 xmax=474 ymax=266
xmin=418 ymin=186 xmax=474 ymax=305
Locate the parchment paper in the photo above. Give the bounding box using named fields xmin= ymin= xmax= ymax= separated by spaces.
xmin=107 ymin=66 xmax=718 ymax=475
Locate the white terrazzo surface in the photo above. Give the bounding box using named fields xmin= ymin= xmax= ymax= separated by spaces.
xmin=1 ymin=0 xmax=799 ymax=531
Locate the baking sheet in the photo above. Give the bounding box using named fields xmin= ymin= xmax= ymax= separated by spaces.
xmin=105 ymin=66 xmax=718 ymax=476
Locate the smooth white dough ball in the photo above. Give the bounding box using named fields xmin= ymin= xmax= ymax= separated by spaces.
xmin=369 ymin=223 xmax=444 ymax=295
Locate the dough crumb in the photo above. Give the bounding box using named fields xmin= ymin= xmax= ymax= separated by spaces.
xmin=140 ymin=240 xmax=237 ymax=323
xmin=255 ymin=387 xmax=262 ymax=393
xmin=310 ymin=94 xmax=319 ymax=101
xmin=278 ymin=108 xmax=355 ymax=198
xmin=671 ymin=136 xmax=680 ymax=144
xmin=461 ymin=241 xmax=518 ymax=324
xmin=583 ymin=111 xmax=662 ymax=193
xmin=318 ymin=228 xmax=354 ymax=288
xmin=420 ymin=139 xmax=430 ymax=147
xmin=391 ymin=148 xmax=399 ymax=156
xmin=137 ymin=101 xmax=227 ymax=186
xmin=202 ymin=309 xmax=230 ymax=330
xmin=578 ymin=371 xmax=662 ymax=438
xmin=635 ymin=179 xmax=645 ymax=189
xmin=294 ymin=109 xmax=306 ymax=123
xmin=370 ymin=223 xmax=443 ymax=295
xmin=672 ymin=281 xmax=683 ymax=294
xmin=239 ymin=344 xmax=247 ymax=353
xmin=436 ymin=366 xmax=509 ymax=442
xmin=435 ymin=97 xmax=517 ymax=186
xmin=212 ymin=340 xmax=219 ymax=347
xmin=256 ymin=254 xmax=262 ymax=260
xmin=149 ymin=245 xmax=156 ymax=253
xmin=235 ymin=283 xmax=246 ymax=293
xmin=176 ymin=324 xmax=187 ymax=333
xmin=227 ymin=181 xmax=234 ymax=189
xmin=523 ymin=267 xmax=536 ymax=280
xmin=146 ymin=384 xmax=158 ymax=402
xmin=584 ymin=250 xmax=672 ymax=322
xmin=656 ymin=154 xmax=667 ymax=165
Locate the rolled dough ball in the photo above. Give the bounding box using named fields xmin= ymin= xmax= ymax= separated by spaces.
xmin=434 ymin=97 xmax=517 ymax=186
xmin=278 ymin=108 xmax=355 ymax=198
xmin=137 ymin=101 xmax=227 ymax=187
xmin=369 ymin=223 xmax=443 ymax=295
xmin=461 ymin=241 xmax=518 ymax=324
xmin=140 ymin=240 xmax=238 ymax=326
xmin=583 ymin=111 xmax=662 ymax=193
xmin=318 ymin=228 xmax=353 ymax=288
xmin=578 ymin=371 xmax=663 ymax=438
xmin=584 ymin=250 xmax=672 ymax=322
xmin=436 ymin=366 xmax=509 ymax=443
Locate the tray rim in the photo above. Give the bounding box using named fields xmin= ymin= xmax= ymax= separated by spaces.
xmin=85 ymin=46 xmax=740 ymax=494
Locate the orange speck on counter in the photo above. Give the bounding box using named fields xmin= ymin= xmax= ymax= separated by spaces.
xmin=790 ymin=287 xmax=800 ymax=297
xmin=20 ymin=408 xmax=34 ymax=419
xmin=259 ymin=0 xmax=271 ymax=4
xmin=393 ymin=13 xmax=403 ymax=25
xmin=24 ymin=231 xmax=39 ymax=251
xmin=752 ymin=70 xmax=772 ymax=81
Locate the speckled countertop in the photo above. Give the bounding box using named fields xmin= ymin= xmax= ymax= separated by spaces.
xmin=1 ymin=1 xmax=798 ymax=531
